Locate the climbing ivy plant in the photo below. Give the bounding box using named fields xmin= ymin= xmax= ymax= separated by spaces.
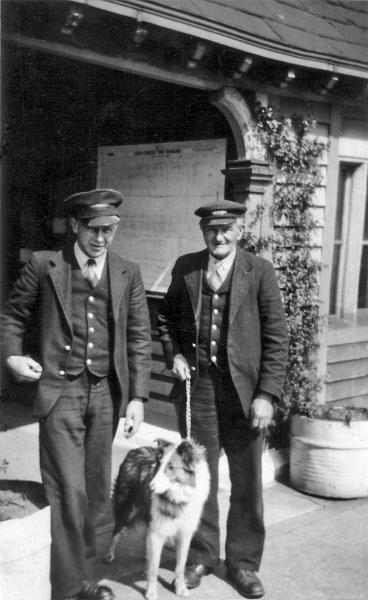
xmin=241 ymin=104 xmax=327 ymax=421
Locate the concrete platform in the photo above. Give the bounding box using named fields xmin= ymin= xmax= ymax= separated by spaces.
xmin=1 ymin=402 xmax=368 ymax=600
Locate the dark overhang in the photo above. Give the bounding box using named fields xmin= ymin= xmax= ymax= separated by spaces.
xmin=2 ymin=0 xmax=367 ymax=102
xmin=81 ymin=0 xmax=368 ymax=79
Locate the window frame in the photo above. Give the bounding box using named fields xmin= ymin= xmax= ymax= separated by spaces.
xmin=329 ymin=160 xmax=368 ymax=321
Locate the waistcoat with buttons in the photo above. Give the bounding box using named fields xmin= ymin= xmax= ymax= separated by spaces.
xmin=67 ymin=258 xmax=112 ymax=377
xmin=197 ymin=266 xmax=233 ymax=373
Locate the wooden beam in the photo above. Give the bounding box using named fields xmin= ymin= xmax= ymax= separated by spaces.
xmin=4 ymin=32 xmax=364 ymax=107
xmin=3 ymin=32 xmax=221 ymax=91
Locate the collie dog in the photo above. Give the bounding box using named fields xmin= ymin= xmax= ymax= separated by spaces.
xmin=104 ymin=439 xmax=210 ymax=600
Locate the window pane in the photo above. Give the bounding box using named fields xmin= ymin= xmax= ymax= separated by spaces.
xmin=363 ymin=184 xmax=368 ymax=241
xmin=358 ymin=178 xmax=368 ymax=309
xmin=358 ymin=246 xmax=368 ymax=308
xmin=334 ymin=168 xmax=347 ymax=240
xmin=329 ymin=245 xmax=341 ymax=314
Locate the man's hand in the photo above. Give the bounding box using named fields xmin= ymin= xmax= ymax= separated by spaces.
xmin=172 ymin=353 xmax=191 ymax=381
xmin=6 ymin=355 xmax=43 ymax=383
xmin=124 ymin=398 xmax=144 ymax=438
xmin=250 ymin=394 xmax=274 ymax=430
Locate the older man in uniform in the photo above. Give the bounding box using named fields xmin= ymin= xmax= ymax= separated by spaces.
xmin=1 ymin=189 xmax=152 ymax=600
xmin=157 ymin=200 xmax=289 ymax=599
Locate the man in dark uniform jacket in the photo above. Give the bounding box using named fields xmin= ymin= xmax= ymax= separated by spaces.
xmin=157 ymin=200 xmax=289 ymax=599
xmin=1 ymin=189 xmax=152 ymax=600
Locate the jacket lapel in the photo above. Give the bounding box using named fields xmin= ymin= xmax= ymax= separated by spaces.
xmin=184 ymin=250 xmax=207 ymax=323
xmin=48 ymin=249 xmax=73 ymax=332
xmin=229 ymin=249 xmax=253 ymax=324
xmin=109 ymin=252 xmax=128 ymax=322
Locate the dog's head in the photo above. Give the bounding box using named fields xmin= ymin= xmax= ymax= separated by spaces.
xmin=150 ymin=439 xmax=207 ymax=503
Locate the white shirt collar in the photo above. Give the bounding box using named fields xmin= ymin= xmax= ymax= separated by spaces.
xmin=207 ymin=248 xmax=236 ymax=276
xmin=74 ymin=242 xmax=107 ymax=279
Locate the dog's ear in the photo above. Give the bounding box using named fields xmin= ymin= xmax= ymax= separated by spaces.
xmin=153 ymin=438 xmax=173 ymax=458
xmin=192 ymin=443 xmax=207 ymax=462
xmin=177 ymin=440 xmax=207 ymax=466
xmin=154 ymin=438 xmax=172 ymax=450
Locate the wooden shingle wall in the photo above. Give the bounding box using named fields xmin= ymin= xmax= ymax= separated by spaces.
xmin=326 ymin=328 xmax=368 ymax=406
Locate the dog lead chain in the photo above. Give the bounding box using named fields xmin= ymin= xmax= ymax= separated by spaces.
xmin=185 ymin=377 xmax=191 ymax=439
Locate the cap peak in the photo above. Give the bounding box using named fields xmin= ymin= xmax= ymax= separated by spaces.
xmin=195 ymin=200 xmax=245 ymax=225
xmin=63 ymin=188 xmax=123 ymax=224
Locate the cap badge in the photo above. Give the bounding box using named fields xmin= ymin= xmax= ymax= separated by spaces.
xmin=90 ymin=203 xmax=110 ymax=211
xmin=212 ymin=210 xmax=227 ymax=216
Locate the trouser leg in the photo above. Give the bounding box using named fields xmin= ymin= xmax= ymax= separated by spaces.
xmin=84 ymin=376 xmax=114 ymax=559
xmin=39 ymin=373 xmax=114 ymax=599
xmin=218 ymin=374 xmax=265 ymax=572
xmin=176 ymin=370 xmax=221 ymax=568
xmin=224 ymin=430 xmax=265 ymax=571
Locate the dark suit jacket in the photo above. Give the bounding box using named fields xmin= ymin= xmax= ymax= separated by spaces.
xmin=157 ymin=248 xmax=289 ymax=416
xmin=1 ymin=247 xmax=152 ymax=418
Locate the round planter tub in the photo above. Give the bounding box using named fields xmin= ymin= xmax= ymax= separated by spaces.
xmin=289 ymin=414 xmax=368 ymax=498
xmin=0 ymin=481 xmax=51 ymax=600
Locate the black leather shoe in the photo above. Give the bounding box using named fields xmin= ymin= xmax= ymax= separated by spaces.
xmin=227 ymin=567 xmax=265 ymax=599
xmin=184 ymin=564 xmax=211 ymax=589
xmin=77 ymin=581 xmax=115 ymax=600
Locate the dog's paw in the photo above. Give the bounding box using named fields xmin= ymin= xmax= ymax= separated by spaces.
xmin=145 ymin=587 xmax=158 ymax=600
xmin=103 ymin=551 xmax=115 ymax=564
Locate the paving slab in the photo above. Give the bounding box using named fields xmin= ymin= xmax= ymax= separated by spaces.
xmin=263 ymin=501 xmax=368 ymax=600
xmin=1 ymin=422 xmax=41 ymax=482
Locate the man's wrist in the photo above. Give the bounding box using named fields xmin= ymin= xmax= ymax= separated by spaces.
xmin=255 ymin=391 xmax=274 ymax=404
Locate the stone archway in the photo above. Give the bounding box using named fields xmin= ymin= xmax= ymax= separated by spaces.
xmin=210 ymin=87 xmax=253 ymax=160
xmin=210 ymin=87 xmax=267 ymax=162
xmin=209 ymin=87 xmax=274 ymax=244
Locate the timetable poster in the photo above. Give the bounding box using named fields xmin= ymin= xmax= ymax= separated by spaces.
xmin=97 ymin=138 xmax=226 ymax=292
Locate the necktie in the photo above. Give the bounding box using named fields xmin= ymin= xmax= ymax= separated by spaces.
xmin=83 ymin=258 xmax=98 ymax=288
xmin=208 ymin=266 xmax=222 ymax=291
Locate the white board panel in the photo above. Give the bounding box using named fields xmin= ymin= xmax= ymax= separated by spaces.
xmin=97 ymin=139 xmax=226 ymax=291
xmin=340 ymin=119 xmax=368 ymax=159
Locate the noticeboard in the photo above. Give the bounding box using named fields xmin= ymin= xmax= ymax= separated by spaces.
xmin=97 ymin=138 xmax=226 ymax=292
